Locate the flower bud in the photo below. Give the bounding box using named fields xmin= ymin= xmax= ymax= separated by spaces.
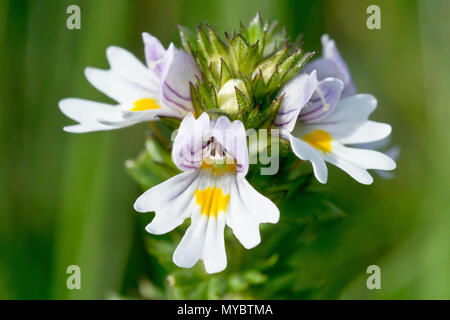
xmin=217 ymin=79 xmax=248 ymax=114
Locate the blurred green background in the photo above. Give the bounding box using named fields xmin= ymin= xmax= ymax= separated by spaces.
xmin=0 ymin=0 xmax=449 ymax=299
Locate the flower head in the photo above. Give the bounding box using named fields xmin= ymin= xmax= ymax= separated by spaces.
xmin=276 ymin=71 xmax=396 ymax=184
xmin=59 ymin=14 xmax=398 ymax=277
xmin=59 ymin=33 xmax=200 ymax=133
xmin=134 ymin=112 xmax=279 ymax=273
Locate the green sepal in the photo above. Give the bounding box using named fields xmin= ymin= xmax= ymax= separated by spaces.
xmin=219 ymin=59 xmax=233 ymax=88
xmin=189 ymin=81 xmax=204 ymax=116
xmin=235 ymin=86 xmax=253 ymax=113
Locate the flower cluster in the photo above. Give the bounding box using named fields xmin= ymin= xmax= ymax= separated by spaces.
xmin=59 ymin=14 xmax=396 ymax=274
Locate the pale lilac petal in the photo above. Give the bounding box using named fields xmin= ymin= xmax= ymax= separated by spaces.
xmin=172 ymin=113 xmax=211 ymax=172
xmin=142 ymin=32 xmax=166 ymax=76
xmin=159 ymin=44 xmax=200 ymax=117
xmin=301 ymin=94 xmax=378 ymax=140
xmin=274 ymin=71 xmax=318 ymax=132
xmin=299 ymin=77 xmax=344 ymax=124
xmin=303 ymin=35 xmax=356 ymax=97
xmin=212 ymin=117 xmax=249 ymax=175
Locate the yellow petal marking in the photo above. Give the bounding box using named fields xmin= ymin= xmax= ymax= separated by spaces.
xmin=302 ymin=130 xmax=333 ymax=153
xmin=130 ymin=98 xmax=161 ymax=111
xmin=195 ymin=186 xmax=230 ymax=219
xmin=200 ymin=159 xmax=236 ymax=176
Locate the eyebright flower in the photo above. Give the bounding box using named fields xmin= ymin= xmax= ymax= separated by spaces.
xmin=58 ymin=13 xmax=398 ymax=276
xmin=59 ymin=33 xmax=200 ymax=132
xmin=134 ymin=112 xmax=279 ymax=273
xmin=275 ymin=70 xmax=396 ymax=184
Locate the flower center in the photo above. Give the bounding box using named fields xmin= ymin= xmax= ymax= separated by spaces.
xmin=130 ymin=98 xmax=161 ymax=112
xmin=201 ymin=137 xmax=237 ymax=175
xmin=195 ymin=186 xmax=230 ymax=219
xmin=302 ymin=130 xmax=333 ymax=153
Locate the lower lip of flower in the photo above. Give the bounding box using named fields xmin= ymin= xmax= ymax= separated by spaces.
xmin=195 ymin=185 xmax=230 ymax=219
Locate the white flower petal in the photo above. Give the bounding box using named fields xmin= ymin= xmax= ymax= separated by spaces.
xmin=339 ymin=121 xmax=391 ymax=144
xmin=302 ymin=94 xmax=378 ymax=140
xmin=226 ymin=176 xmax=279 ymax=249
xmin=202 ymin=213 xmax=227 ymax=274
xmin=106 ymin=46 xmax=160 ymax=88
xmin=274 ymin=71 xmax=318 ymax=132
xmin=332 ymin=144 xmax=396 ymax=171
xmin=135 ymin=171 xmax=200 ymax=235
xmin=134 ymin=171 xmax=198 ymax=213
xmin=84 ymin=46 xmax=159 ymax=105
xmin=238 ymin=178 xmax=279 ymax=224
xmin=227 ymin=182 xmax=261 ymax=249
xmin=84 ymin=67 xmax=157 ymax=105
xmin=287 ymin=132 xmax=328 ymax=184
xmin=324 ymin=94 xmax=377 ymax=123
xmin=59 ymin=98 xmax=129 ymax=133
xmin=323 ymin=152 xmax=373 ymax=185
xmin=138 ymin=173 xmax=200 ymax=235
xmin=173 ymin=213 xmax=207 ymax=269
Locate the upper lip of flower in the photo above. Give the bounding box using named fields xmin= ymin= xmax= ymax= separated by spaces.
xmin=303 ymin=34 xmax=356 ymax=98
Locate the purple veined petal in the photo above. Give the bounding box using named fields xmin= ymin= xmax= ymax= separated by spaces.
xmin=211 ymin=118 xmax=249 ymax=176
xmin=159 ymin=44 xmax=201 ymax=117
xmin=142 ymin=32 xmax=166 ymax=76
xmin=274 ymin=71 xmax=318 ymax=132
xmin=172 ymin=113 xmax=211 ymax=172
xmin=173 ymin=113 xmax=249 ymax=176
xmin=299 ymin=77 xmax=344 ymax=124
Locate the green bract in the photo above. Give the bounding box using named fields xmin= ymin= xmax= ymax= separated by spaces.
xmin=178 ymin=13 xmax=314 ymax=129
